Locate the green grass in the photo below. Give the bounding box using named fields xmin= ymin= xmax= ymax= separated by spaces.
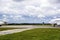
xmin=0 ymin=28 xmax=60 ymax=40
xmin=0 ymin=28 xmax=18 ymax=31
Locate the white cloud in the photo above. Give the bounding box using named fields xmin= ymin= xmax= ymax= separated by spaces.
xmin=2 ymin=15 xmax=9 ymax=22
xmin=12 ymin=15 xmax=25 ymax=21
xmin=0 ymin=0 xmax=60 ymax=19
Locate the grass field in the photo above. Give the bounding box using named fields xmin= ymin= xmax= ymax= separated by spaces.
xmin=0 ymin=28 xmax=60 ymax=40
xmin=0 ymin=28 xmax=19 ymax=31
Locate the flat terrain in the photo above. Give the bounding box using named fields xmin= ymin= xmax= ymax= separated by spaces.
xmin=0 ymin=25 xmax=59 ymax=35
xmin=0 ymin=28 xmax=18 ymax=31
xmin=1 ymin=25 xmax=59 ymax=28
xmin=0 ymin=28 xmax=60 ymax=40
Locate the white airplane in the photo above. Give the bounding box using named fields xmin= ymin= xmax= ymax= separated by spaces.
xmin=49 ymin=18 xmax=60 ymax=26
xmin=0 ymin=21 xmax=5 ymax=26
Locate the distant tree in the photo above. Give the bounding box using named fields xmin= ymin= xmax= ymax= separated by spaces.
xmin=54 ymin=23 xmax=57 ymax=27
xmin=42 ymin=22 xmax=45 ymax=25
xmin=4 ymin=22 xmax=7 ymax=24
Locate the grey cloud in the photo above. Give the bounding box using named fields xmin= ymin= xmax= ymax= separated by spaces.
xmin=49 ymin=0 xmax=60 ymax=4
xmin=48 ymin=0 xmax=60 ymax=10
xmin=13 ymin=0 xmax=24 ymax=2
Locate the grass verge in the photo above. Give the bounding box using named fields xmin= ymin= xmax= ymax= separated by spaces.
xmin=0 ymin=28 xmax=19 ymax=31
xmin=0 ymin=28 xmax=60 ymax=40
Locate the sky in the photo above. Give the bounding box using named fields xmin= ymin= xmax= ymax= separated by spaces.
xmin=0 ymin=0 xmax=60 ymax=23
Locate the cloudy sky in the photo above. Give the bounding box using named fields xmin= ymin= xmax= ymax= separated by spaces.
xmin=0 ymin=0 xmax=60 ymax=23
